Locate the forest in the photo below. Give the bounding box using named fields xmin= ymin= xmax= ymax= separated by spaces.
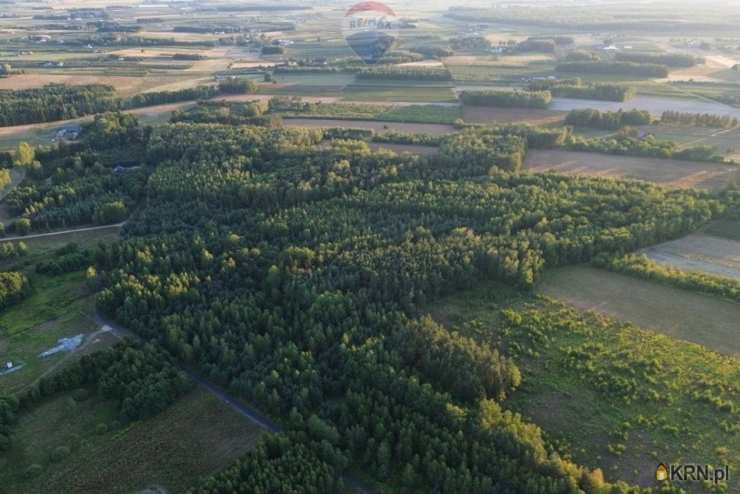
xmin=614 ymin=52 xmax=703 ymax=68
xmin=0 ymin=84 xmax=118 ymax=127
xmin=0 ymin=82 xmax=255 ymax=127
xmin=565 ymin=109 xmax=652 ymax=130
xmin=528 ymin=81 xmax=635 ymax=102
xmin=660 ymin=110 xmax=739 ymax=128
xmin=356 ymin=66 xmax=453 ymax=81
xmin=459 ymin=90 xmax=552 ymax=109
xmin=595 ymin=253 xmax=740 ymax=302
xmin=0 ymin=112 xmax=735 ymax=492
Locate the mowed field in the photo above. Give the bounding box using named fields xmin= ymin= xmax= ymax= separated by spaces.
xmin=537 ymin=266 xmax=740 ymax=356
xmin=641 ymin=233 xmax=740 ymax=279
xmin=641 ymin=124 xmax=740 ymax=162
xmin=525 ymin=149 xmax=740 ymax=190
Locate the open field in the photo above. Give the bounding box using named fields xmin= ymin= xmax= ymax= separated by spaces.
xmin=343 ymin=84 xmax=457 ymax=103
xmin=641 ymin=233 xmax=740 ymax=279
xmin=0 ymin=73 xmax=207 ymax=98
xmin=283 ymin=118 xmax=456 ymax=136
xmin=704 ymin=220 xmax=740 ymax=241
xmin=640 ymin=124 xmax=740 ymax=162
xmin=0 ymin=388 xmax=263 ymax=493
xmin=463 ymin=106 xmax=565 ymax=125
xmin=537 ymin=265 xmax=740 ymax=356
xmin=525 ymin=149 xmax=740 ymax=191
xmin=429 ymin=280 xmax=739 ymax=490
xmin=550 ymin=95 xmax=740 ymax=118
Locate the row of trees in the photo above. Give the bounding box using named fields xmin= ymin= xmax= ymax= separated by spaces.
xmin=122 ymin=85 xmax=218 ymax=109
xmin=0 ymin=84 xmax=118 ymax=127
xmin=556 ymin=61 xmax=669 ymax=78
xmin=459 ymin=90 xmax=552 ymax=109
xmin=660 ymin=110 xmax=739 ymax=128
xmin=0 ymin=242 xmax=27 ymax=260
xmin=595 ymin=253 xmax=740 ymax=302
xmin=565 ymin=109 xmax=652 ymax=130
xmin=0 ymin=81 xmax=257 ymax=127
xmin=615 ymin=52 xmax=703 ymax=68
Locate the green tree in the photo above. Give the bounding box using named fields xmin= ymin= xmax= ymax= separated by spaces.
xmin=14 ymin=142 xmax=34 ymax=167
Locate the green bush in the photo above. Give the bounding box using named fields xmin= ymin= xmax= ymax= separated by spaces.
xmin=24 ymin=463 xmax=43 ymax=478
xmin=50 ymin=445 xmax=71 ymax=463
xmin=72 ymin=389 xmax=90 ymax=402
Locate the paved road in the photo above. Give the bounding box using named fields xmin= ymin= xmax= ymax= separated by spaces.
xmin=95 ymin=314 xmax=373 ymax=494
xmin=0 ymin=222 xmax=124 ymax=242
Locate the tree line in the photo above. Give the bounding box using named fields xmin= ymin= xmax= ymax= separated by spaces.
xmin=528 ymin=80 xmax=635 ymax=102
xmin=660 ymin=110 xmax=739 ymax=129
xmin=615 ymin=52 xmax=703 ymax=68
xmin=565 ymin=109 xmax=652 ymax=130
xmin=595 ymin=253 xmax=740 ymax=302
xmin=10 ymin=116 xmax=733 ymax=492
xmin=556 ymin=61 xmax=669 ymax=78
xmin=0 ymin=81 xmax=257 ymax=127
xmin=459 ymin=90 xmax=552 ymax=109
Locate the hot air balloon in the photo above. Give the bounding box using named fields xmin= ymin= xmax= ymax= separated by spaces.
xmin=342 ymin=1 xmax=398 ymax=64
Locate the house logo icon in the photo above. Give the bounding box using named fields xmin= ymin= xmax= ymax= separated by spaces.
xmin=656 ymin=463 xmax=669 ymax=481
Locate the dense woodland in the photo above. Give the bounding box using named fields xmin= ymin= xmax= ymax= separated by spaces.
xmin=614 ymin=52 xmax=702 ymax=68
xmin=660 ymin=110 xmax=739 ymax=129
xmin=0 ymin=81 xmax=255 ymax=127
xmin=0 ymin=85 xmax=118 ymax=127
xmin=555 ymin=61 xmax=669 ymax=78
xmin=356 ymin=66 xmax=453 ymax=81
xmin=460 ymin=90 xmax=552 ymax=109
xmin=0 ymin=111 xmax=735 ymax=492
xmin=528 ymin=80 xmax=635 ymax=102
xmin=565 ymin=109 xmax=652 ymax=130
xmin=567 ymin=129 xmax=725 ymax=162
